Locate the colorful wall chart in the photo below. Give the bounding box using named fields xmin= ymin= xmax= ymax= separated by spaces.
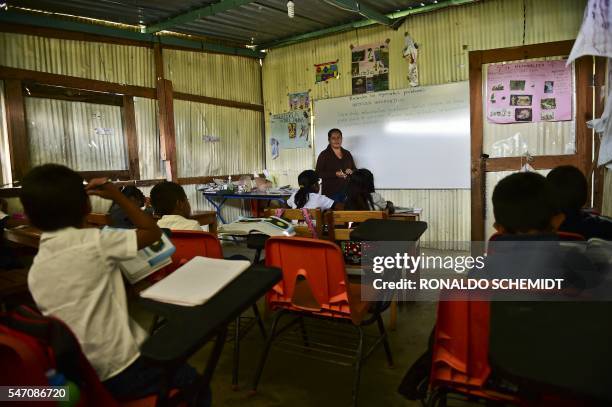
xmin=315 ymin=60 xmax=339 ymax=83
xmin=270 ymin=109 xmax=311 ymax=149
xmin=351 ymin=42 xmax=390 ymax=94
xmin=486 ymin=60 xmax=572 ymax=124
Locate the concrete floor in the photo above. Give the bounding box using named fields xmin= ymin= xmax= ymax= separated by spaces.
xmin=179 ymin=242 xmax=442 ymax=407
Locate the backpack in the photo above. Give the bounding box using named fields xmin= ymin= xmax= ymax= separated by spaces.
xmin=0 ymin=306 xmax=117 ymax=406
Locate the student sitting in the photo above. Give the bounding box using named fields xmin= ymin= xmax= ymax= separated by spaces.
xmin=20 ymin=164 xmax=210 ymax=405
xmin=546 ymin=165 xmax=612 ymax=240
xmin=362 ymin=168 xmax=394 ymax=213
xmin=399 ymin=172 xmax=604 ymax=401
xmin=108 ymin=185 xmax=152 ymax=229
xmin=345 ymin=168 xmax=392 ymax=211
xmin=150 ymin=181 xmax=201 ymax=231
xmin=287 ymin=170 xmax=335 ymax=210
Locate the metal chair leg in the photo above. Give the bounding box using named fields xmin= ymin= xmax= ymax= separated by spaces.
xmin=376 ymin=314 xmax=394 ymax=368
xmin=298 ymin=317 xmax=309 ymax=347
xmin=231 ymin=316 xmax=241 ymax=390
xmin=352 ymin=326 xmax=365 ymax=407
xmin=250 ymin=310 xmax=284 ymax=395
xmin=252 ymin=303 xmax=267 ymax=339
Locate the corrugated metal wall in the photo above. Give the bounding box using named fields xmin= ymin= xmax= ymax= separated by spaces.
xmin=25 ymin=98 xmax=127 ymax=170
xmin=262 ymin=0 xmax=587 ymax=247
xmin=0 ymin=32 xmax=155 ymax=87
xmin=173 ymin=100 xmax=263 ymax=217
xmin=174 ymin=100 xmax=263 ymax=177
xmin=164 ymin=49 xmax=262 ymax=104
xmin=0 ymin=32 xmax=264 ymax=219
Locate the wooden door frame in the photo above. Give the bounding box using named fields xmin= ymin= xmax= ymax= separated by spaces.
xmin=469 ymin=40 xmax=595 ymax=241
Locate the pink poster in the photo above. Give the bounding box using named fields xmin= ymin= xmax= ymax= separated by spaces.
xmin=486 ymin=60 xmax=572 ymax=124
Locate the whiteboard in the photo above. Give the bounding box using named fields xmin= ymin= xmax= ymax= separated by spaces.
xmin=314 ymin=81 xmax=470 ymax=189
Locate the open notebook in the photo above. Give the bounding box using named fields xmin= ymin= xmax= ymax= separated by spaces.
xmin=139 ymin=256 xmax=251 ymax=306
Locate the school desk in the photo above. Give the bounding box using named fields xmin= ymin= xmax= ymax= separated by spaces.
xmin=200 ymin=191 xmax=292 ymax=224
xmin=190 ymin=210 xmax=218 ymax=234
xmin=350 ymin=219 xmax=428 ymax=331
xmin=137 ymin=264 xmax=281 ymax=403
xmin=389 ymin=208 xmax=422 ymax=222
xmin=3 ymin=226 xmax=41 ymax=249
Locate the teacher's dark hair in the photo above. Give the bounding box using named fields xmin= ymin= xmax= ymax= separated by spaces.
xmin=294 ymin=170 xmax=320 ymax=209
xmin=327 ymin=128 xmax=342 ymax=140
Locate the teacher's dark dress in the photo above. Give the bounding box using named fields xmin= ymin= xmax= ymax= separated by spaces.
xmin=316 ymin=145 xmax=356 ymax=199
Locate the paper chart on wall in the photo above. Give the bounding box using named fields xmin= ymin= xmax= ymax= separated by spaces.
xmin=486 ymin=60 xmax=572 ymax=124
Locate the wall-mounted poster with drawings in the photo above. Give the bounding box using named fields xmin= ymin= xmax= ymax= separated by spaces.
xmin=486 ymin=60 xmax=572 ymax=124
xmin=270 ymin=109 xmax=311 ymax=149
xmin=289 ymin=91 xmax=310 ymax=111
xmin=351 ymin=41 xmax=390 ymax=94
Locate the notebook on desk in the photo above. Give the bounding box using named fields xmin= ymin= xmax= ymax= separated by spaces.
xmin=139 ymin=256 xmax=251 ymax=306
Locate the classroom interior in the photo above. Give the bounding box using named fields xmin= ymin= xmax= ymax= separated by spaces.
xmin=1 ymin=0 xmax=612 ymax=406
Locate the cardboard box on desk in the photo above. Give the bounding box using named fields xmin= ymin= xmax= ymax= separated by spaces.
xmin=254 ymin=177 xmax=273 ymax=192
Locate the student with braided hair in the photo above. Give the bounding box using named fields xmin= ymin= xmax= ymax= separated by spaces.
xmin=287 ymin=170 xmax=335 ymax=210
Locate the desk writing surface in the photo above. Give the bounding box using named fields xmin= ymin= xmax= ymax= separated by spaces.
xmin=139 ymin=264 xmax=281 ymax=364
xmin=3 ymin=226 xmax=41 ymax=249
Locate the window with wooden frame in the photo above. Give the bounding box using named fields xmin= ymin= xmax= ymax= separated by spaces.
xmin=469 ymin=41 xmax=605 ymax=241
xmin=1 ymin=74 xmax=143 ymax=183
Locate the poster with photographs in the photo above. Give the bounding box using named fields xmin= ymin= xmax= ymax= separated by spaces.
xmin=289 ymin=91 xmax=310 ymax=111
xmin=270 ymin=110 xmax=311 ymax=149
xmin=486 ymin=60 xmax=572 ymax=124
xmin=351 ymin=42 xmax=389 ymax=94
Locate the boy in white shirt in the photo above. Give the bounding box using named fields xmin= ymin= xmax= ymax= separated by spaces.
xmin=150 ymin=181 xmax=202 ymax=231
xmin=287 ymin=170 xmax=335 ymax=210
xmin=21 ymin=164 xmax=210 ymax=405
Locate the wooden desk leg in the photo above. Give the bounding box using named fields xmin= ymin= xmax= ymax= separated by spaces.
xmin=389 ymin=298 xmax=397 ymax=331
xmin=209 ymin=218 xmax=218 ymax=235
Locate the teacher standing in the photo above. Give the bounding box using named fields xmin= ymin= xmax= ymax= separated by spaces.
xmin=316 ymin=128 xmax=356 ymax=202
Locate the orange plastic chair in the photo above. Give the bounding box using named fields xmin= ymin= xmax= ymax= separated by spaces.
xmin=429 ymin=297 xmax=518 ymax=405
xmin=428 ymin=231 xmax=588 ymax=406
xmin=251 ymin=237 xmax=393 ymax=406
xmin=169 ymin=230 xmax=224 ymax=266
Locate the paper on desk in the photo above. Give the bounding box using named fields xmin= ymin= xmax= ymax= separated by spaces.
xmin=139 ymin=257 xmax=250 ymax=306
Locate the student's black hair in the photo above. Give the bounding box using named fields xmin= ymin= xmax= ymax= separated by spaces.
xmin=150 ymin=181 xmax=187 ymax=216
xmin=294 ymin=170 xmax=320 ymax=209
xmin=20 ymin=164 xmax=89 ymax=231
xmin=362 ymin=168 xmax=376 ymax=193
xmin=327 ymin=128 xmax=342 ymax=140
xmin=120 ymin=185 xmax=145 ymax=207
xmin=345 ymin=168 xmax=375 ymax=211
xmin=546 ymin=165 xmax=587 ymax=213
xmin=492 ymin=172 xmax=560 ymax=234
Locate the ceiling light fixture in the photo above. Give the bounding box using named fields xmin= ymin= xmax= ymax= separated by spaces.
xmin=287 ymin=1 xmax=295 ymax=18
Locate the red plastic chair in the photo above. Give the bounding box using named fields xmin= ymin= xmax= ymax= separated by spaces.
xmin=251 ymin=237 xmax=393 ymax=406
xmin=0 ymin=306 xmax=181 ymax=407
